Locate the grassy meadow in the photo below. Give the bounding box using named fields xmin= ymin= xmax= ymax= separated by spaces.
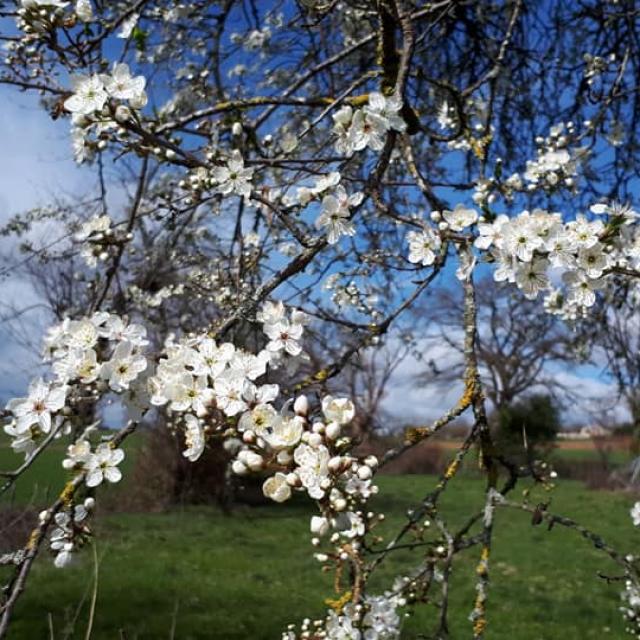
xmin=0 ymin=438 xmax=638 ymax=639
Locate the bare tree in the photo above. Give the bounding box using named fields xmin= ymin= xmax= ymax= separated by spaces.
xmin=342 ymin=340 xmax=411 ymax=442
xmin=584 ymin=288 xmax=640 ymax=432
xmin=418 ymin=278 xmax=573 ymax=411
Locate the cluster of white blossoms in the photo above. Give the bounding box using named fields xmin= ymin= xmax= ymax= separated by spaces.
xmin=4 ymin=313 xmax=144 ymax=567
xmin=146 ymin=301 xmax=309 ymax=462
xmin=237 ymin=393 xmax=367 ymax=504
xmin=406 ymin=226 xmax=442 ymax=267
xmin=523 ymin=123 xmax=582 ymax=190
xmin=258 ymin=300 xmax=308 ymax=359
xmin=4 ymin=312 xmax=149 ymax=456
xmin=621 ymin=578 xmax=640 ymax=639
xmin=4 ymin=378 xmax=67 ymax=457
xmin=17 ymin=0 xmax=70 ymax=34
xmin=185 ymin=150 xmax=254 ymax=199
xmin=65 ymin=63 xmax=147 ymax=116
xmin=285 ymin=591 xmax=404 ymax=640
xmin=617 ymin=504 xmax=640 ymax=637
xmin=404 ymin=197 xmax=640 ymax=317
xmin=73 ymin=213 xmax=114 ymax=267
xmin=475 ymin=203 xmax=640 ymax=310
xmin=44 ymin=497 xmax=95 ymax=568
xmin=332 ymin=92 xmax=406 ymax=156
xmin=17 ymin=0 xmax=93 ymax=33
xmin=65 ymin=63 xmax=147 ymax=163
xmin=405 ymin=204 xmax=478 ymax=268
xmin=63 ymin=439 xmax=125 ymax=488
xmin=149 ymin=336 xmax=267 ymax=421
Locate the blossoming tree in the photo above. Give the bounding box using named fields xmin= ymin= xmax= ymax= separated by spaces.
xmin=2 ymin=0 xmax=640 ymax=638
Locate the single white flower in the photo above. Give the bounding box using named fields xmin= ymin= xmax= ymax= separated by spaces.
xmin=190 ymin=339 xmax=235 ymax=378
xmin=102 ymin=63 xmax=146 ymax=102
xmin=227 ymin=351 xmax=269 ymax=381
xmin=503 ymin=216 xmax=544 ymax=262
xmin=294 ymin=443 xmax=330 ymax=499
xmin=577 ymin=244 xmax=609 ymax=278
xmin=563 ymin=270 xmax=604 ymax=307
xmin=407 ymin=228 xmax=441 ymax=266
xmin=212 ymin=151 xmax=254 ymax=197
xmin=443 ymin=204 xmax=478 ymax=232
xmin=100 ymin=341 xmax=147 ymax=392
xmin=567 ymin=214 xmax=604 ymax=249
xmin=264 ymin=415 xmax=304 ymax=450
xmin=515 ymin=258 xmax=550 ymax=299
xmin=214 ymin=375 xmax=247 ymax=416
xmin=85 ymin=444 xmax=125 ymax=487
xmin=64 ymin=75 xmax=108 ymax=115
xmin=322 ymin=396 xmax=355 ymax=425
xmin=167 ymin=374 xmax=213 ymax=416
xmin=264 ymin=319 xmax=304 ymax=356
xmin=6 ymin=378 xmax=67 ymax=434
xmin=238 ymin=403 xmax=278 ymax=435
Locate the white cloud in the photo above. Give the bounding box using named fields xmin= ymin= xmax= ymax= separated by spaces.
xmin=378 ymin=328 xmax=628 ymax=431
xmin=0 ymin=90 xmax=84 ymax=403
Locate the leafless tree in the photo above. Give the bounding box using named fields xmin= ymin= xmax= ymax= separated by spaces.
xmin=418 ymin=277 xmax=574 ymax=411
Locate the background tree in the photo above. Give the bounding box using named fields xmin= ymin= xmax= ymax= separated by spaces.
xmin=418 ymin=277 xmax=574 ymax=411
xmin=495 ymin=393 xmax=561 ymax=462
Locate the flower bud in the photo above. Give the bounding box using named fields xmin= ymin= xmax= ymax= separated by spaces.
xmin=364 ymin=455 xmax=378 ymax=469
xmin=334 ymin=498 xmax=347 ymax=512
xmin=293 ymin=395 xmax=309 ymax=416
xmin=286 ymin=472 xmax=301 ymax=487
xmin=245 ymin=451 xmax=264 ymax=471
xmin=114 ymin=105 xmax=132 ymax=123
xmin=307 ymin=432 xmax=322 ymax=447
xmin=276 ymin=449 xmax=292 ymax=465
xmin=310 ymin=516 xmax=329 ymax=536
xmin=357 ymin=465 xmax=372 ymax=481
xmin=325 ymin=422 xmax=341 ymax=440
xmin=231 ymin=460 xmax=248 ymax=476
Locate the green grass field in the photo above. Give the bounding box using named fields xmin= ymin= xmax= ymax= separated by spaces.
xmin=1 ymin=440 xmax=638 ymax=639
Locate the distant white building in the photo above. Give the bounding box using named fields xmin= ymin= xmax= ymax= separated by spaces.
xmin=558 ymin=425 xmax=609 ymax=440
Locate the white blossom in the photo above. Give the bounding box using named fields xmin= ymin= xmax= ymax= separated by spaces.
xmin=64 ymin=75 xmax=108 ymax=115
xmin=85 ymin=444 xmax=125 ymax=487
